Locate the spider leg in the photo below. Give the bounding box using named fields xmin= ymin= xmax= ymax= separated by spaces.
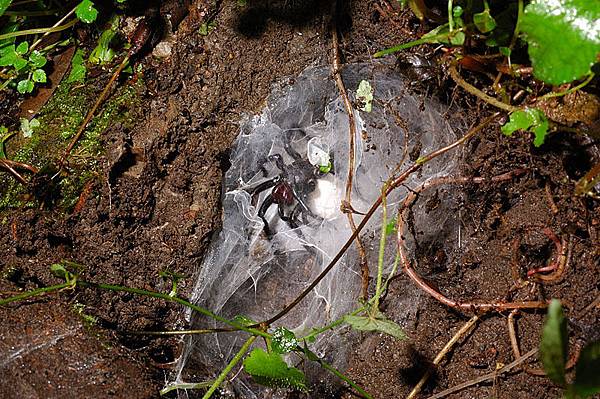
xmin=279 ymin=203 xmax=299 ymax=230
xmin=258 ymin=194 xmax=275 ymax=236
xmin=249 ymin=177 xmax=278 ymax=206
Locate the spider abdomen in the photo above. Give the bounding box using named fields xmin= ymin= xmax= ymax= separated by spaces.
xmin=272 ymin=181 xmax=295 ymax=206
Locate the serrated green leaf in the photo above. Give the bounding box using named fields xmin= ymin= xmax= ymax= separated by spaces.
xmin=15 ymin=41 xmax=28 ymax=55
xmin=540 ymin=299 xmax=568 ymax=386
xmin=243 ymin=348 xmax=307 ymax=391
xmin=0 ymin=0 xmax=12 ymax=17
xmin=521 ymin=0 xmax=600 ymax=85
xmin=501 ymin=108 xmax=549 ymax=147
xmin=17 ymin=79 xmax=33 ymax=94
xmin=272 ymin=327 xmax=298 ymax=354
xmin=29 ymin=50 xmax=46 ymax=68
xmin=76 ymin=0 xmax=98 ymax=24
xmin=32 ymin=69 xmax=46 ymax=83
xmin=573 ymin=340 xmax=600 ymax=398
xmin=66 ymin=49 xmax=87 ymax=83
xmin=344 ymin=315 xmax=406 ymax=340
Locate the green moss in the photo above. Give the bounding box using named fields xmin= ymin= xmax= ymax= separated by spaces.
xmin=0 ymin=73 xmax=144 ymax=213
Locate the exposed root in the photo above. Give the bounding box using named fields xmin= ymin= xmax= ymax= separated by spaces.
xmin=406 ymin=315 xmax=480 ymax=399
xmin=396 ymin=170 xmax=549 ymax=313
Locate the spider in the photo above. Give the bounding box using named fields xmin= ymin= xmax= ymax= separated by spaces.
xmin=247 ymin=130 xmax=330 ymax=236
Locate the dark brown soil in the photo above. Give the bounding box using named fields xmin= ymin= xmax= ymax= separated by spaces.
xmin=1 ymin=1 xmax=598 ymax=399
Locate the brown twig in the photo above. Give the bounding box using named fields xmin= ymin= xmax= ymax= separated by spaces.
xmin=331 ymin=11 xmax=370 ymax=299
xmin=507 ymin=309 xmax=581 ymax=376
xmin=255 ymin=113 xmax=501 ymax=328
xmin=397 ymin=171 xmax=549 ymax=313
xmin=544 ymin=182 xmax=559 ymax=214
xmin=426 ymin=348 xmax=538 ymax=399
xmin=0 ymin=159 xmax=30 ymax=185
xmin=448 ymin=64 xmax=518 ymax=113
xmin=407 ymin=315 xmax=480 ymax=399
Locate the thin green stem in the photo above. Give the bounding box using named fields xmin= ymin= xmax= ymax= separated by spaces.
xmin=202 ymin=335 xmax=257 ymax=399
xmin=0 ymin=18 xmax=77 ymax=41
xmin=301 ymin=305 xmax=367 ymax=341
xmin=317 ymin=356 xmax=372 ymax=399
xmin=0 ymin=282 xmax=70 ymax=305
xmin=372 ymin=184 xmax=388 ymax=314
xmin=537 ymin=73 xmax=595 ymax=101
xmin=160 ymin=382 xmax=212 ymax=396
xmin=4 ymin=9 xmax=58 ymax=16
xmin=80 ymin=281 xmax=270 ymax=339
xmin=448 ymin=0 xmax=454 ymax=31
xmin=126 ymin=328 xmax=234 ymax=336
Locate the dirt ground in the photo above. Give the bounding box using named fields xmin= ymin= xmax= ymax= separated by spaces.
xmin=0 ymin=0 xmax=598 ymax=398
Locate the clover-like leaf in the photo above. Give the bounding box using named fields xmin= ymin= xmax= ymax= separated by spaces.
xmin=17 ymin=79 xmax=34 ymax=94
xmin=15 ymin=41 xmax=28 ymax=55
xmin=29 ymin=50 xmax=46 ymax=68
xmin=540 ymin=299 xmax=568 ymax=386
xmin=501 ymin=108 xmax=549 ymax=147
xmin=75 ymin=0 xmax=98 ymax=24
xmin=345 ymin=315 xmax=406 ymax=340
xmin=32 ymin=69 xmax=46 ymax=83
xmin=521 ymin=0 xmax=600 ymax=85
xmin=243 ymin=348 xmax=307 ymax=391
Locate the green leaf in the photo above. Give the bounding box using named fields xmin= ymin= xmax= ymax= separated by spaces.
xmin=501 ymin=108 xmax=549 ymax=147
xmin=198 ymin=21 xmax=217 ymax=36
xmin=344 ymin=315 xmax=406 ymax=340
xmin=17 ymin=79 xmax=34 ymax=94
xmin=473 ymin=9 xmax=497 ymax=33
xmin=50 ymin=263 xmax=68 ymax=279
xmin=272 ymin=327 xmax=299 ymax=354
xmin=15 ymin=41 xmax=28 ymax=55
xmin=32 ymin=69 xmax=46 ymax=83
xmin=573 ymin=340 xmax=600 ymax=398
xmin=75 ymin=0 xmax=98 ymax=24
xmin=385 ymin=216 xmax=397 ymax=236
xmin=12 ymin=55 xmax=27 ymax=70
xmin=0 ymin=45 xmax=17 ymax=66
xmin=540 ymin=299 xmax=568 ymax=386
xmin=356 ymin=80 xmax=374 ymax=113
xmin=521 ymin=0 xmax=600 ymax=85
xmin=232 ymin=314 xmax=256 ymax=327
xmin=89 ymin=19 xmax=118 ymax=64
xmin=66 ymin=49 xmax=87 ymax=83
xmin=243 ymin=348 xmax=307 ymax=391
xmin=29 ymin=50 xmax=46 ymax=68
xmin=20 ymin=117 xmax=39 ymax=137
xmin=0 ymin=0 xmax=12 ymax=17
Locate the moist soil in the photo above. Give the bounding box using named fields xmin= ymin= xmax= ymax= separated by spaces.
xmin=1 ymin=1 xmax=598 ymax=398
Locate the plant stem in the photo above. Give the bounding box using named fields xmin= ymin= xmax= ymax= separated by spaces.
xmin=202 ymin=335 xmax=257 ymax=399
xmin=317 ymin=356 xmax=372 ymax=399
xmin=160 ymin=382 xmax=212 ymax=396
xmin=448 ymin=64 xmax=518 ymax=113
xmin=537 ymin=73 xmax=595 ymax=101
xmin=0 ymin=18 xmax=78 ymax=41
xmin=0 ymin=282 xmax=70 ymax=305
xmin=79 ymin=281 xmax=270 ymax=338
xmin=372 ymin=183 xmax=388 ymax=314
xmin=301 ymin=305 xmax=367 ymax=341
